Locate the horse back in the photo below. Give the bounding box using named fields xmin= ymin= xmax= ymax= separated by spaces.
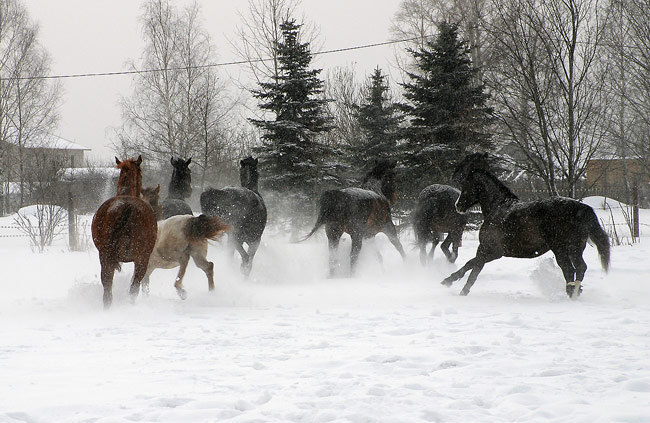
xmin=339 ymin=188 xmax=392 ymax=236
xmin=92 ymin=196 xmax=158 ymax=263
xmin=497 ymin=197 xmax=596 ymax=257
xmin=200 ymin=186 xmax=266 ymax=240
xmin=413 ymin=184 xmax=466 ymax=235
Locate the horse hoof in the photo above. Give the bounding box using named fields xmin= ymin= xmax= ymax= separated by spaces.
xmin=459 ymin=289 xmax=469 ymax=296
xmin=566 ymin=281 xmax=583 ymax=299
xmin=177 ymin=289 xmax=188 ymax=300
xmin=441 ymin=279 xmax=452 ymax=287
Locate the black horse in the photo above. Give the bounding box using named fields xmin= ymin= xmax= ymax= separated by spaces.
xmin=161 ymin=157 xmax=193 ymax=219
xmin=200 ymin=156 xmax=267 ymax=276
xmin=441 ymin=156 xmax=610 ymax=298
xmin=302 ymin=159 xmax=406 ymax=276
xmin=412 ymin=184 xmax=467 ymax=264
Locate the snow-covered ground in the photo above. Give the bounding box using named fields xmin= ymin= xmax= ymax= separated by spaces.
xmin=1 ymin=197 xmax=649 ymax=422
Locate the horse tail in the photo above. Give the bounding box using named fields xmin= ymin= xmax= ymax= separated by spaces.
xmin=186 ymin=214 xmax=229 ymax=242
xmin=297 ymin=190 xmax=342 ymax=243
xmin=587 ymin=208 xmax=610 ymax=272
xmin=107 ymin=205 xmax=134 ymax=272
xmin=412 ymin=205 xmax=431 ymax=245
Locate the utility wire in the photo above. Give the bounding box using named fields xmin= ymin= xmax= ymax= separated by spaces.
xmin=6 ymin=36 xmax=425 ymax=82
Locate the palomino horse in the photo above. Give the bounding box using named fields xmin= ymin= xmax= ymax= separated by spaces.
xmin=301 ymin=159 xmax=406 ymax=276
xmin=141 ymin=187 xmax=228 ymax=298
xmin=91 ymin=156 xmax=158 ymax=308
xmin=161 ymin=157 xmax=193 ymax=219
xmin=441 ymin=155 xmax=610 ymax=298
xmin=200 ymin=156 xmax=267 ymax=276
xmin=412 ymin=184 xmax=467 ymax=264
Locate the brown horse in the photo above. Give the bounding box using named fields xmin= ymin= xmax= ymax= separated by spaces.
xmin=91 ymin=156 xmax=158 ymax=308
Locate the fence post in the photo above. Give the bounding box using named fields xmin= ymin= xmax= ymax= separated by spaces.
xmin=68 ymin=191 xmax=78 ymax=251
xmin=632 ymin=183 xmax=640 ymax=240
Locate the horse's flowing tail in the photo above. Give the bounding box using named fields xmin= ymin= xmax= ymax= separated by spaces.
xmin=186 ymin=214 xmax=229 ymax=241
xmin=412 ymin=206 xmax=432 ymax=245
xmin=297 ymin=190 xmax=343 ymax=242
xmin=587 ymin=209 xmax=610 ymax=272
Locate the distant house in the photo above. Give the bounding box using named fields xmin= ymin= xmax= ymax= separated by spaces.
xmin=586 ymin=157 xmax=649 ymax=189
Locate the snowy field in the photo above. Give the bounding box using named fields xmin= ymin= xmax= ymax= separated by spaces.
xmin=1 ymin=198 xmax=649 ymax=423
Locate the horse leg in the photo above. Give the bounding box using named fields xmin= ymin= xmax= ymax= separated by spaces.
xmin=447 ymin=228 xmax=463 ymax=263
xmin=99 ymin=257 xmax=116 ymax=309
xmin=568 ymin=248 xmax=588 ymax=299
xmin=440 ymin=232 xmax=454 ymax=262
xmin=349 ymin=232 xmax=363 ymax=276
xmin=383 ymin=221 xmax=406 ymax=261
xmin=458 ymin=246 xmax=501 ymax=295
xmin=326 ymin=225 xmax=343 ymax=277
xmin=173 ymin=251 xmax=191 ymax=300
xmin=190 ymin=244 xmax=215 ymax=291
xmin=142 ymin=267 xmax=154 ymax=296
xmin=242 ymin=239 xmax=261 ymax=276
xmin=441 ymin=257 xmax=478 ymax=286
xmin=553 ymin=249 xmax=578 ymax=299
xmin=129 ymin=258 xmax=149 ymax=304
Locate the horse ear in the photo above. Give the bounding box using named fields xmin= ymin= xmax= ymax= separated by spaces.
xmin=136 ymin=155 xmax=143 ymax=165
xmin=240 ymin=159 xmax=245 ymax=166
xmin=254 ymin=158 xmax=259 ymax=165
xmin=155 ymin=184 xmax=160 ymax=194
xmin=185 ymin=157 xmax=192 ymax=166
xmin=115 ymin=157 xmax=120 ymax=166
xmin=170 ymin=157 xmax=175 ymax=166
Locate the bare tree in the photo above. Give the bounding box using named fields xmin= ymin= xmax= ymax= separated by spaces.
xmin=484 ymin=0 xmax=609 ymax=197
xmin=0 ymin=0 xmax=61 ymax=207
xmin=231 ymin=0 xmax=321 ymax=87
xmin=114 ymin=0 xmax=239 ymax=179
xmin=322 ymin=65 xmax=363 ymax=149
xmin=390 ymin=0 xmax=493 ymax=74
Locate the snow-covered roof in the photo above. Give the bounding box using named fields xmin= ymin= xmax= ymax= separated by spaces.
xmin=19 ymin=134 xmax=90 ymax=151
xmin=60 ymin=166 xmax=120 ymax=181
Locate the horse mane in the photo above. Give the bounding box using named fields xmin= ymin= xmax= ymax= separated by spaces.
xmin=116 ymin=156 xmax=143 ymax=197
xmin=452 ymin=152 xmax=490 ymax=184
xmin=361 ymin=159 xmax=397 ymax=201
xmin=471 ymin=168 xmax=519 ymax=201
xmin=240 ymin=156 xmax=259 ymax=192
xmin=169 ymin=157 xmax=192 ymax=200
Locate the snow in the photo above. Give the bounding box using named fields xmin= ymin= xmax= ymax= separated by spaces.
xmin=1 ymin=197 xmax=649 ymax=422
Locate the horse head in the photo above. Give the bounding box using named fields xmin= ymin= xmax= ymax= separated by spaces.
xmin=169 ymin=156 xmax=192 ymax=199
xmin=363 ymin=158 xmax=398 ymax=204
xmin=141 ymin=184 xmax=162 ymax=220
xmin=452 ymin=152 xmax=490 ymax=186
xmin=240 ymin=156 xmax=259 ymax=191
xmin=116 ymin=155 xmax=143 ymax=197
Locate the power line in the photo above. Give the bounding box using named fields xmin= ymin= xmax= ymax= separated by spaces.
xmin=6 ymin=37 xmax=424 ymax=82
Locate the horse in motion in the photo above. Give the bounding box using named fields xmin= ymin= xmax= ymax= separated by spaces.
xmin=412 ymin=184 xmax=467 ymax=265
xmin=141 ymin=186 xmax=228 ymax=298
xmin=302 ymin=159 xmax=406 ymax=276
xmin=91 ymin=156 xmax=158 ymax=308
xmin=161 ymin=157 xmax=193 ymax=219
xmin=441 ymin=155 xmax=610 ymax=298
xmin=200 ymin=156 xmax=267 ymax=276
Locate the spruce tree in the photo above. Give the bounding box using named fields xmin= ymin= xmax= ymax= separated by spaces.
xmin=250 ymin=19 xmax=335 ymax=204
xmin=349 ymin=67 xmax=403 ymax=175
xmin=398 ymin=22 xmax=493 ymax=194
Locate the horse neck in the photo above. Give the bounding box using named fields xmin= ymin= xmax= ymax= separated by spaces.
xmin=241 ymin=168 xmax=259 ymax=192
xmin=362 ymin=177 xmax=383 ymax=195
xmin=168 ymin=171 xmax=188 ymax=199
xmin=474 ymin=173 xmax=518 ymax=215
xmin=117 ymin=174 xmax=141 ymax=197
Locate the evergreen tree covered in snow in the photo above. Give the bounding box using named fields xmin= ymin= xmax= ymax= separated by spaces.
xmin=250 ymin=19 xmax=335 ymax=202
xmin=398 ymin=22 xmax=493 ymax=192
xmin=349 ymin=67 xmax=403 ymax=174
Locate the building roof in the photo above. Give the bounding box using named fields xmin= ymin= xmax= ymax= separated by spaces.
xmin=21 ymin=133 xmax=90 ymax=151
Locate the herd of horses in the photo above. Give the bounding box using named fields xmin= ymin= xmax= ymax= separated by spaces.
xmin=91 ymin=152 xmax=610 ymax=309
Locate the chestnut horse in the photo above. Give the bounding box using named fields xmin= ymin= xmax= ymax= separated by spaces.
xmin=91 ymin=156 xmax=158 ymax=308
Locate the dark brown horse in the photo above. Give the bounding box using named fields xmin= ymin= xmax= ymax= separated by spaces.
xmin=161 ymin=157 xmax=193 ymax=219
xmin=441 ymin=155 xmax=610 ymax=298
xmin=301 ymin=159 xmax=406 ymax=276
xmin=91 ymin=156 xmax=158 ymax=308
xmin=200 ymin=157 xmax=267 ymax=276
xmin=412 ymin=184 xmax=467 ymax=264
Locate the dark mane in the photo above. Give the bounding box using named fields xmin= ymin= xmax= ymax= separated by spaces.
xmin=472 ymin=168 xmax=519 ymax=201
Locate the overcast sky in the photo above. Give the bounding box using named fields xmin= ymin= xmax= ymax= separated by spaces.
xmin=23 ymin=0 xmax=402 ymax=163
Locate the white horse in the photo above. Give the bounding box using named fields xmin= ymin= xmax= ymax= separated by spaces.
xmin=141 ymin=186 xmax=228 ymax=299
